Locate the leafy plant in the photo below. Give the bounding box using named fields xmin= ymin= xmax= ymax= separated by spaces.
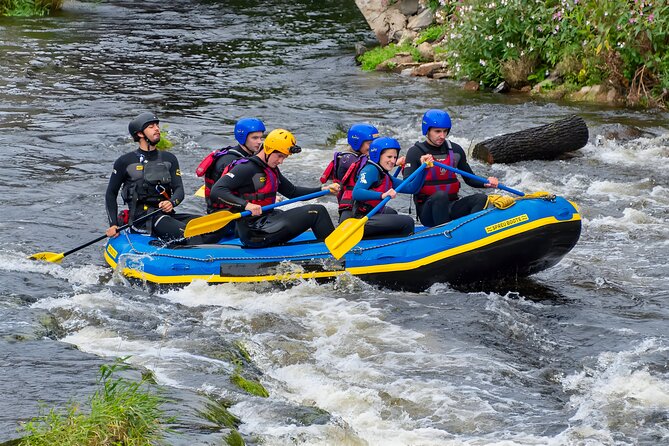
xmin=0 ymin=0 xmax=63 ymax=16
xmin=19 ymin=358 xmax=171 ymax=445
xmin=358 ymin=44 xmax=421 ymax=71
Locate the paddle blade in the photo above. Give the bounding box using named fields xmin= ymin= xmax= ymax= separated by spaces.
xmin=184 ymin=211 xmax=239 ymax=238
xmin=325 ymin=216 xmax=368 ymax=260
xmin=28 ymin=252 xmax=65 ymax=263
xmin=194 ymin=185 xmax=206 ymax=197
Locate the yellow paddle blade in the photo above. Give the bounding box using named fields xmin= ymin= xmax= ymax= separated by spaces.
xmin=184 ymin=210 xmax=240 ymax=238
xmin=194 ymin=185 xmax=206 ymax=198
xmin=28 ymin=252 xmax=65 ymax=263
xmin=325 ymin=216 xmax=368 ymax=260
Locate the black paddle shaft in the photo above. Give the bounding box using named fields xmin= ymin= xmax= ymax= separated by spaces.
xmin=63 ymin=209 xmax=162 ymax=257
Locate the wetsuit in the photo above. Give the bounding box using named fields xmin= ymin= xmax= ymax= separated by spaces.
xmin=105 ymin=148 xmax=198 ymax=243
xmin=349 ymin=162 xmax=425 ymax=238
xmin=210 ymin=156 xmax=335 ymax=248
xmin=403 ymin=140 xmax=488 ymax=227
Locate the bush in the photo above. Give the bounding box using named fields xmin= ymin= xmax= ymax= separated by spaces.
xmin=435 ymin=0 xmax=669 ymax=105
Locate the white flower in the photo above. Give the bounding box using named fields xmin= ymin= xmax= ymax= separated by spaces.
xmin=480 ymin=59 xmax=487 ymax=66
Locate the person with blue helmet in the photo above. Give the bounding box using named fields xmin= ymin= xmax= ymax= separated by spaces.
xmin=320 ymin=123 xmax=380 ymax=222
xmin=350 ymin=137 xmax=432 ymax=238
xmin=196 ymin=117 xmax=266 ymax=214
xmin=403 ymin=109 xmax=499 ymax=227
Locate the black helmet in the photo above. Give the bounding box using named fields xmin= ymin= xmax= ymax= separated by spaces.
xmin=128 ymin=112 xmax=159 ymax=142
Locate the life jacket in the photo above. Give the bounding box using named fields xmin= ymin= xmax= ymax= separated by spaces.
xmin=120 ymin=150 xmax=172 ymax=223
xmin=414 ymin=140 xmax=460 ymax=204
xmin=195 ymin=146 xmax=246 ymax=199
xmin=353 ymin=162 xmax=392 ymax=216
xmin=213 ymin=158 xmax=280 ymax=211
xmin=320 ymin=151 xmax=367 ymax=212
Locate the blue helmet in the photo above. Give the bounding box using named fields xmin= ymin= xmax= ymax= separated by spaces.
xmin=368 ymin=137 xmax=401 ymax=164
xmin=234 ymin=117 xmax=266 ymax=146
xmin=347 ymin=123 xmax=379 ymax=152
xmin=421 ymin=109 xmax=451 ymax=135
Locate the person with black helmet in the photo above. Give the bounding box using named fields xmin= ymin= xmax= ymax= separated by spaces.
xmin=210 ymin=129 xmax=339 ymax=248
xmin=403 ymin=109 xmax=499 ymax=227
xmin=195 ymin=117 xmax=266 ymax=214
xmin=105 ymin=112 xmax=197 ymax=243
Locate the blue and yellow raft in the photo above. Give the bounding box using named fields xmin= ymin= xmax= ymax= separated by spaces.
xmin=104 ymin=194 xmax=581 ymax=291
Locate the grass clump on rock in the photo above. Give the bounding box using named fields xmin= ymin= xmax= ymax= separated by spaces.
xmin=0 ymin=0 xmax=62 ymax=16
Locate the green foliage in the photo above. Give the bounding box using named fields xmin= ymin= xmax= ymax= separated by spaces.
xmin=416 ymin=24 xmax=448 ymax=44
xmin=155 ymin=127 xmax=174 ymax=150
xmin=225 ymin=430 xmax=245 ymax=446
xmin=19 ymin=358 xmax=171 ymax=445
xmin=196 ymin=397 xmax=241 ymax=430
xmin=435 ymin=0 xmax=669 ymax=104
xmin=358 ymin=44 xmax=421 ymax=71
xmin=0 ymin=0 xmax=63 ymax=16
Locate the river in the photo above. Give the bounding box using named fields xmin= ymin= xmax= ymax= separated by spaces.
xmin=1 ymin=0 xmax=668 ymax=444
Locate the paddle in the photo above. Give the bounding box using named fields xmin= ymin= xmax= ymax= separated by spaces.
xmin=29 ymin=209 xmax=163 ymax=263
xmin=195 ymin=185 xmax=206 ymax=197
xmin=184 ymin=189 xmax=331 ymax=238
xmin=325 ymin=163 xmax=428 ymax=260
xmin=432 ymin=161 xmax=525 ymax=196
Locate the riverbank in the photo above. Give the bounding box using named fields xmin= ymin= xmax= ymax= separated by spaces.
xmin=355 ymin=0 xmax=668 ymax=109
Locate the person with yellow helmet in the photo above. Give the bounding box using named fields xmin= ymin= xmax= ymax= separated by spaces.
xmin=210 ymin=129 xmax=340 ymax=248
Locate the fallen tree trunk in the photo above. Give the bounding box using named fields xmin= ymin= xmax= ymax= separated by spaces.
xmin=472 ymin=115 xmax=589 ymax=164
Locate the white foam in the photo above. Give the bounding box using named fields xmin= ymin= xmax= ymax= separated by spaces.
xmin=0 ymin=250 xmax=107 ymax=286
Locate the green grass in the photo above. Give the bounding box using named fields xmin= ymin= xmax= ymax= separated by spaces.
xmin=358 ymin=44 xmax=421 ymax=71
xmin=415 ymin=24 xmax=447 ymax=45
xmin=18 ymin=358 xmax=171 ymax=445
xmin=230 ymin=371 xmax=269 ymax=398
xmin=0 ymin=0 xmax=63 ymax=16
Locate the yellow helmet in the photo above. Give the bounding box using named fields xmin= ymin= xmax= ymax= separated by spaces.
xmin=263 ymin=129 xmax=301 ymax=156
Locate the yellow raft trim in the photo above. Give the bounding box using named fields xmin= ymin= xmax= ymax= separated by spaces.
xmin=104 ymin=213 xmax=580 ymax=285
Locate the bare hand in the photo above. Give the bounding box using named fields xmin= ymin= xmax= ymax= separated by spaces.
xmin=159 ymin=200 xmax=174 ymax=213
xmin=381 ymin=188 xmax=397 ymax=199
xmin=106 ymin=225 xmax=119 ymax=238
xmin=419 ymin=154 xmax=434 ymax=166
xmin=323 ymin=183 xmax=341 ymax=194
xmin=396 ymin=156 xmax=406 ymax=167
xmin=246 ymin=202 xmax=262 ymax=216
xmin=485 ymin=176 xmax=499 ymax=188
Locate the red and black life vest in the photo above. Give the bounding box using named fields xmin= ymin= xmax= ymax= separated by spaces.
xmin=320 ymin=151 xmax=367 ymax=212
xmin=214 ymin=158 xmax=280 ymax=211
xmin=195 ymin=146 xmax=246 ymax=199
xmin=415 ymin=140 xmax=460 ymax=204
xmin=353 ymin=162 xmax=392 ymax=216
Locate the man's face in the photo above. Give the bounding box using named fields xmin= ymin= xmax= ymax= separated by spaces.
xmin=267 ymin=152 xmax=288 ymax=168
xmin=141 ymin=122 xmax=161 ymax=146
xmin=427 ymin=128 xmax=448 ymax=146
xmin=244 ymin=131 xmax=264 ymax=153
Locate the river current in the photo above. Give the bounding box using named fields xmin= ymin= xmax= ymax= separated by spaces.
xmin=1 ymin=1 xmax=668 ymax=444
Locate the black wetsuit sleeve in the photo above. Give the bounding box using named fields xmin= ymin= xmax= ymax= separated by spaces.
xmin=105 ymin=155 xmax=129 ymax=226
xmin=402 ymin=145 xmax=423 ymax=179
xmin=277 ymin=171 xmax=321 ymax=199
xmin=453 ymin=145 xmax=486 ymax=188
xmin=210 ymin=161 xmax=258 ymax=210
xmin=165 ymin=152 xmax=186 ymax=206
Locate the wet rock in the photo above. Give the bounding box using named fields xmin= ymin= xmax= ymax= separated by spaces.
xmin=354 ymin=42 xmax=368 ymax=60
xmin=376 ymin=53 xmax=416 ymax=72
xmin=464 ymin=80 xmax=480 ymax=91
xmin=494 ymin=81 xmax=510 ymax=93
xmin=398 ymin=0 xmax=420 ymax=16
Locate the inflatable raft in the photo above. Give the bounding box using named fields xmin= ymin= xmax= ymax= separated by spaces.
xmin=103 ymin=194 xmax=581 ymax=291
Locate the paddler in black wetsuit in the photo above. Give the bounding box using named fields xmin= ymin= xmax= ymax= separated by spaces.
xmin=403 ymin=109 xmax=499 ymax=227
xmin=210 ymin=128 xmax=340 ymax=248
xmin=105 ymin=112 xmax=199 ymax=243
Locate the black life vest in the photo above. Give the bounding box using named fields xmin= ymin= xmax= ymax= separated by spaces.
xmin=120 ymin=150 xmax=172 ymax=222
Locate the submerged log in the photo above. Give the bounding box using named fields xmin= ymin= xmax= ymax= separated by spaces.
xmin=472 ymin=115 xmax=589 ymax=164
